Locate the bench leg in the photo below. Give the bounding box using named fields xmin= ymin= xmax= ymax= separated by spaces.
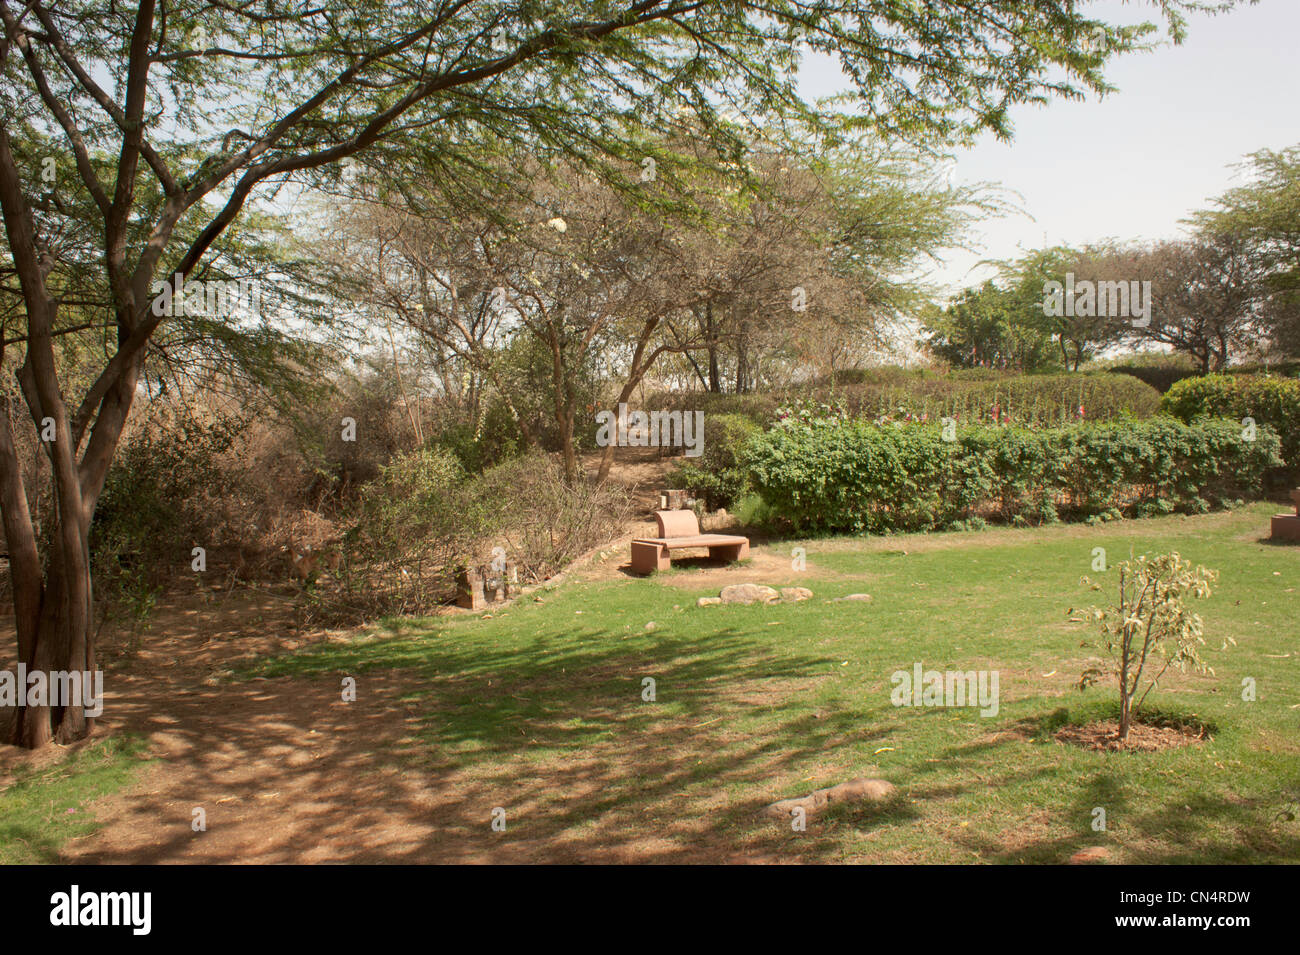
xmin=708 ymin=541 xmax=749 ymax=563
xmin=630 ymin=541 xmax=670 ymax=574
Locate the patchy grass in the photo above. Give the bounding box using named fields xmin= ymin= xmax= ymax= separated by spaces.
xmin=0 ymin=737 xmax=150 ymax=864
xmin=242 ymin=502 xmax=1300 ymax=862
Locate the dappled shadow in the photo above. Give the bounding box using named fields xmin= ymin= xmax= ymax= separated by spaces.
xmin=866 ymin=717 xmax=1300 ymax=865
xmin=57 ymin=604 xmax=915 ymax=863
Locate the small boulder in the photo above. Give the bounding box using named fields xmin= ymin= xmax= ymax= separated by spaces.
xmin=720 ymin=584 xmax=781 ymax=605
xmin=697 ymin=596 xmax=722 ymax=607
xmin=780 ymin=587 xmax=813 ymax=602
xmin=764 ymin=777 xmax=895 ymax=820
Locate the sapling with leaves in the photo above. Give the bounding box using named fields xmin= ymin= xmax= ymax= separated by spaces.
xmin=1074 ymin=553 xmax=1224 ymax=742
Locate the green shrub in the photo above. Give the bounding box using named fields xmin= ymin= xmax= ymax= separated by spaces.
xmin=667 ymin=413 xmax=761 ymax=510
xmin=744 ymin=417 xmax=1281 ymax=535
xmin=430 ymin=398 xmax=525 ymax=473
xmin=321 ymin=449 xmax=632 ymax=621
xmin=356 ymin=447 xmax=480 ymax=566
xmin=92 ymin=406 xmax=248 ymax=581
xmin=1162 ymin=374 xmax=1300 ymax=479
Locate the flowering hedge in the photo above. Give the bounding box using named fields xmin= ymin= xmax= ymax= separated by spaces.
xmin=742 ymin=417 xmax=1281 ymax=534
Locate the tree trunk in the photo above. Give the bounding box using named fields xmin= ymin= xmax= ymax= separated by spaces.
xmin=547 ymin=331 xmax=577 ymax=484
xmin=705 ymin=302 xmax=720 ymax=393
xmin=13 ymin=537 xmax=95 ymax=747
xmin=1118 ymin=643 xmax=1132 ymax=743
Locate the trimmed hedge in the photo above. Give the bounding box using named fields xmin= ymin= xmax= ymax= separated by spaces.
xmin=742 ymin=417 xmax=1281 ymax=535
xmin=1162 ymin=374 xmax=1300 ymax=479
xmin=646 ymin=371 xmax=1161 ymax=430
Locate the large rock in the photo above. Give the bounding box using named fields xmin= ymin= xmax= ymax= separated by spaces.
xmin=719 ymin=584 xmax=781 ymax=605
xmin=764 ymin=778 xmax=895 ymax=820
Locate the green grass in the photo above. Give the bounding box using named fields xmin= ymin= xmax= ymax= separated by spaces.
xmin=245 ymin=502 xmax=1300 ymax=862
xmin=0 ymin=736 xmax=149 ymax=864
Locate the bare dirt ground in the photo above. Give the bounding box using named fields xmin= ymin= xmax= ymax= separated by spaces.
xmin=3 ymin=447 xmax=791 ymax=863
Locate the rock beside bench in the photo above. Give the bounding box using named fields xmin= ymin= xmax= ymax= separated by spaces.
xmin=697 ymin=584 xmax=813 ymax=606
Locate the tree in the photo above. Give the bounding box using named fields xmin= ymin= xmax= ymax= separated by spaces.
xmin=1075 ymin=553 xmax=1219 ymax=744
xmin=683 ymin=135 xmax=1001 ymax=390
xmin=1127 ymin=235 xmax=1270 ymax=372
xmin=920 ymin=280 xmax=1058 ymax=371
xmin=1188 ymin=145 xmax=1300 ymax=357
xmin=0 ymin=0 xmax=1227 ymax=747
xmin=1014 ymin=245 xmax=1135 ymax=370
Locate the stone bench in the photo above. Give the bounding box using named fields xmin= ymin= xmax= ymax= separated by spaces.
xmin=630 ymin=509 xmax=750 ymax=574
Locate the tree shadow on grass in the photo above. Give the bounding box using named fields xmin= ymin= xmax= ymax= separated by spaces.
xmin=887 ymin=705 xmax=1300 ymax=865
xmin=61 ymin=621 xmax=922 ymax=863
xmin=51 ymin=606 xmax=1300 ymax=865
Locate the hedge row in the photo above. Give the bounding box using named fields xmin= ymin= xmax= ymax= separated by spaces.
xmin=646 ymin=371 xmax=1161 ymax=430
xmin=1162 ymin=374 xmax=1300 ymax=479
xmin=1111 ymin=362 xmax=1300 ymax=394
xmin=742 ymin=417 xmax=1281 ymax=535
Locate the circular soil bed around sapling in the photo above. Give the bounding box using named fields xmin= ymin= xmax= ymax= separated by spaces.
xmin=1053 ymin=715 xmax=1212 ymax=752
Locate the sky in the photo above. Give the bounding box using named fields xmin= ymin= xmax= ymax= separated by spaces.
xmin=797 ymin=0 xmax=1299 ymax=298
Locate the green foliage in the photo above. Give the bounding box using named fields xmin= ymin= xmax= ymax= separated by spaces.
xmin=1073 ymin=553 xmax=1220 ymax=741
xmin=650 ymin=370 xmax=1161 ymax=430
xmin=744 ymin=417 xmax=1281 ymax=535
xmin=1162 ymin=374 xmax=1300 ymax=477
xmin=357 ymin=447 xmax=479 ymax=562
xmin=91 ymin=406 xmax=248 ymax=601
xmin=1188 ymin=145 xmax=1300 ymax=354
xmin=920 ymin=279 xmax=1060 ymax=372
xmin=668 ymin=414 xmax=762 ymax=510
xmin=430 ymin=398 xmax=526 ymax=474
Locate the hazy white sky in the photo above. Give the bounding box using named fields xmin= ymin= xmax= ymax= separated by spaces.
xmin=798 ymin=0 xmax=1298 ymax=297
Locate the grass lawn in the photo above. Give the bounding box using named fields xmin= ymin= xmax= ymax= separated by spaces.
xmin=0 ymin=737 xmax=149 ymax=864
xmin=6 ymin=503 xmax=1296 ymax=863
xmin=243 ymin=501 xmax=1300 ymax=863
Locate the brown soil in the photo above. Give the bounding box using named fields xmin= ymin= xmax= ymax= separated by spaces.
xmin=1052 ymin=719 xmax=1208 ymax=752
xmin=1 ymin=585 xmax=777 ymax=864
xmin=0 ymin=446 xmax=793 ymax=864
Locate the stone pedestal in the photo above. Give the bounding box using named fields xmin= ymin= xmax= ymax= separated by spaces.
xmin=1270 ymin=489 xmax=1300 ymax=542
xmin=456 ymin=561 xmax=521 ymax=609
xmin=455 ymin=566 xmax=486 ymax=609
xmin=658 ymin=489 xmax=692 ymax=510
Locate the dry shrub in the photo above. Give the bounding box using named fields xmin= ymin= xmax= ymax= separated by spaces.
xmin=298 ymin=450 xmax=633 ymax=624
xmin=475 ymin=451 xmax=635 ymax=581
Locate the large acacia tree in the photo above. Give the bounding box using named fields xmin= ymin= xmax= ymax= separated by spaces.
xmin=0 ymin=0 xmax=1229 ymax=747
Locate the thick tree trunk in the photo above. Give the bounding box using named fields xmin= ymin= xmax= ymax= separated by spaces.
xmin=13 ymin=537 xmax=95 ymax=747
xmin=595 ymin=377 xmax=640 ymax=483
